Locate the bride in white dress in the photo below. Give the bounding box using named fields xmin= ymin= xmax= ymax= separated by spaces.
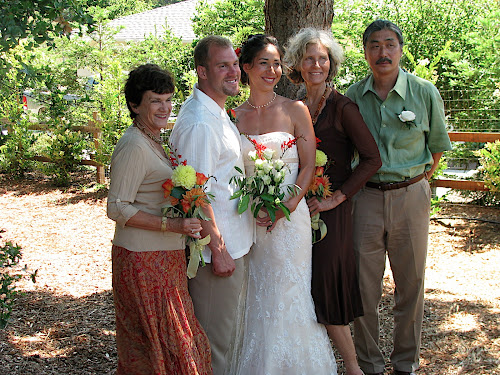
xmin=233 ymin=34 xmax=337 ymax=375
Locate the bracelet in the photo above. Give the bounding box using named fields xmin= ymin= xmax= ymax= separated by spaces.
xmin=161 ymin=216 xmax=168 ymax=232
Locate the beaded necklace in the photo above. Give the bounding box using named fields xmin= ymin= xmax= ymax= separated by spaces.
xmin=134 ymin=119 xmax=163 ymax=144
xmin=246 ymin=92 xmax=277 ymax=109
xmin=304 ymin=86 xmax=329 ymax=124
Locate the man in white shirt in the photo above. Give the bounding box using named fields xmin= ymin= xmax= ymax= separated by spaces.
xmin=169 ymin=35 xmax=254 ymax=375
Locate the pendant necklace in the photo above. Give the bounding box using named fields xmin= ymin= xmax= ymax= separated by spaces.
xmin=247 ymin=91 xmax=277 ymax=109
xmin=134 ymin=119 xmax=163 ymax=145
xmin=305 ymin=86 xmax=329 ymax=124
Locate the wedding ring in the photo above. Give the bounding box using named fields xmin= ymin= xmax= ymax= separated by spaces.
xmin=191 ymin=229 xmax=195 ymax=234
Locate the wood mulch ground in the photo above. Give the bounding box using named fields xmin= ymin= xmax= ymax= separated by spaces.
xmin=0 ymin=171 xmax=499 ymax=374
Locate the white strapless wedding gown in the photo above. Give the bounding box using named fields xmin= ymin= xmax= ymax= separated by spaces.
xmin=236 ymin=132 xmax=337 ymax=375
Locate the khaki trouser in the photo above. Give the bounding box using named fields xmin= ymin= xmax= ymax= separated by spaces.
xmin=188 ymin=255 xmax=249 ymax=375
xmin=353 ymin=178 xmax=431 ymax=374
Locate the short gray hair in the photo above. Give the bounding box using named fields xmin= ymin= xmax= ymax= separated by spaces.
xmin=363 ymin=20 xmax=404 ymax=48
xmin=284 ymin=28 xmax=344 ymax=84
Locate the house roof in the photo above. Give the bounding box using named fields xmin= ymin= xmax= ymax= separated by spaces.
xmin=108 ymin=0 xmax=213 ymax=43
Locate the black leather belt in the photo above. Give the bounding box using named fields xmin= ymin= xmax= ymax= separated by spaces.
xmin=365 ymin=173 xmax=425 ymax=191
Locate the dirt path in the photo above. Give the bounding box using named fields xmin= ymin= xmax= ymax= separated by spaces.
xmin=0 ymin=172 xmax=499 ymax=374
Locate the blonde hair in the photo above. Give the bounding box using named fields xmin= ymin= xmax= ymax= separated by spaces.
xmin=284 ymin=28 xmax=344 ymax=84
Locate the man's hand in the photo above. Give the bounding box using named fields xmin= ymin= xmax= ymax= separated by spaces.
xmin=211 ymin=246 xmax=236 ymax=277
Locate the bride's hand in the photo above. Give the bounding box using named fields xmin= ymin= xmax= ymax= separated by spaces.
xmin=256 ymin=203 xmax=292 ymax=232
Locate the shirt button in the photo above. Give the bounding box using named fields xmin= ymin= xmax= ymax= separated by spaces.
xmin=382 ymin=124 xmax=386 ymax=127
xmin=381 ymin=105 xmax=386 ymax=108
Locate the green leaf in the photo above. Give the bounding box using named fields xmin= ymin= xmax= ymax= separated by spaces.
xmin=260 ymin=193 xmax=274 ymax=202
xmin=238 ymin=194 xmax=250 ymax=214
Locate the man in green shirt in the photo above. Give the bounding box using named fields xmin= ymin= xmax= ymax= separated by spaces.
xmin=346 ymin=20 xmax=452 ymax=375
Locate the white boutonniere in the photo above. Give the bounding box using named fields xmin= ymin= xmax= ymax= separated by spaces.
xmin=398 ymin=109 xmax=416 ymax=128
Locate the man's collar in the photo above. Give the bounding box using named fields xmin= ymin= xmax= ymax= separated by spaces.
xmin=192 ymin=84 xmax=227 ymax=118
xmin=362 ymin=68 xmax=407 ymax=100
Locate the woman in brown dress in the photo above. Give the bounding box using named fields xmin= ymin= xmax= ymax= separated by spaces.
xmin=285 ymin=28 xmax=381 ymax=374
xmin=107 ymin=64 xmax=212 ymax=375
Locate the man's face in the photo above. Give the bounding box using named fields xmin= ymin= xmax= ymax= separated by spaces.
xmin=198 ymin=45 xmax=241 ymax=101
xmin=364 ymin=29 xmax=403 ymax=78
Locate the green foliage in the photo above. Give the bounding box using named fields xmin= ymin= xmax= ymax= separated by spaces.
xmin=0 ymin=92 xmax=36 ymax=177
xmin=332 ymin=0 xmax=499 ymax=117
xmin=192 ymin=0 xmax=264 ymax=45
xmin=0 ymin=230 xmax=37 ymax=329
xmin=38 ymin=128 xmax=89 ymax=187
xmin=476 ymin=141 xmax=500 ymax=192
xmin=0 ymin=0 xmax=94 ymax=54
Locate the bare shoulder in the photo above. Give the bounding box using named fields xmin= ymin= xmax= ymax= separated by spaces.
xmin=277 ymin=95 xmax=308 ymax=116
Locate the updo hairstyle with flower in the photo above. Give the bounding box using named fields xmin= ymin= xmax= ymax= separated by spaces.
xmin=125 ymin=64 xmax=175 ymax=119
xmin=284 ymin=28 xmax=344 ymax=84
xmin=239 ymin=34 xmax=284 ymax=85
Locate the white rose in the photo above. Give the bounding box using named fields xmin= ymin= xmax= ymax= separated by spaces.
xmin=399 ymin=110 xmax=416 ymax=122
xmin=273 ymin=170 xmax=283 ymax=183
xmin=256 ymin=169 xmax=264 ymax=177
xmin=274 ymin=159 xmax=285 ymax=170
xmin=263 ymin=148 xmax=274 ymax=160
xmin=248 ymin=150 xmax=257 ymax=160
xmin=262 ymin=175 xmax=272 ymax=185
xmin=262 ymin=161 xmax=273 ymax=173
xmin=268 ymin=185 xmax=275 ymax=195
xmin=254 ymin=159 xmax=264 ymax=169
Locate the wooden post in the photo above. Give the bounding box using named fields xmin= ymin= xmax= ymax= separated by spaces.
xmin=90 ymin=112 xmax=105 ymax=184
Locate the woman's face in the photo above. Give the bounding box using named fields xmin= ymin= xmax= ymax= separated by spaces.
xmin=300 ymin=43 xmax=331 ymax=85
xmin=131 ymin=90 xmax=173 ymax=133
xmin=243 ymin=44 xmax=282 ymax=88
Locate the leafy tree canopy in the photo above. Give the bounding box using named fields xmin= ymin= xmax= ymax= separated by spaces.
xmin=192 ymin=0 xmax=264 ymax=45
xmin=0 ymin=0 xmax=94 ymax=53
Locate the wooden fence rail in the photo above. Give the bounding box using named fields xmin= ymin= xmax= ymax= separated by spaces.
xmin=2 ymin=116 xmax=499 ymax=190
xmin=430 ymin=132 xmax=500 ymax=192
xmin=1 ymin=113 xmax=106 ymax=184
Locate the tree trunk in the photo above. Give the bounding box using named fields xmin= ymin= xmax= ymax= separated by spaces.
xmin=265 ymin=0 xmax=334 ymax=99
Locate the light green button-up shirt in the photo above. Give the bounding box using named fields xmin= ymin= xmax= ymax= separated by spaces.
xmin=346 ymin=68 xmax=452 ymax=183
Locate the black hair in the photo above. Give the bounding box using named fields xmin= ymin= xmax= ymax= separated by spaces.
xmin=363 ymin=19 xmax=404 ymax=47
xmin=239 ymin=34 xmax=283 ymax=85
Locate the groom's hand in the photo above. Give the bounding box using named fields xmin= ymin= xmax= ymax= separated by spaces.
xmin=211 ymin=246 xmax=236 ymax=277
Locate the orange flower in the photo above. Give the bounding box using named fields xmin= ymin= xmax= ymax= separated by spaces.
xmin=196 ymin=172 xmax=209 ymax=186
xmin=181 ymin=199 xmax=191 ymax=214
xmin=170 ymin=197 xmax=179 ymax=206
xmin=183 ymin=187 xmax=208 ymax=208
xmin=315 ymin=166 xmax=324 ymax=176
xmin=162 ymin=179 xmax=174 ymax=198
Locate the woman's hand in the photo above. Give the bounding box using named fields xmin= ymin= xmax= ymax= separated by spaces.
xmin=256 ymin=202 xmax=294 ymax=232
xmin=167 ymin=218 xmax=203 ymax=239
xmin=307 ymin=190 xmax=347 ymax=216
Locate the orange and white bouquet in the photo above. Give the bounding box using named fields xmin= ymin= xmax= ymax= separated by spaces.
xmin=306 ymin=141 xmax=333 ymax=243
xmin=162 ymin=149 xmax=214 ymax=278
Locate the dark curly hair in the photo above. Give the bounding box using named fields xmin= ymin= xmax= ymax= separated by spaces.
xmin=124 ymin=64 xmax=175 ymax=119
xmin=239 ymin=34 xmax=283 ymax=85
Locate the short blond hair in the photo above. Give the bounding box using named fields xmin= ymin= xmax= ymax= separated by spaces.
xmin=284 ymin=28 xmax=344 ymax=84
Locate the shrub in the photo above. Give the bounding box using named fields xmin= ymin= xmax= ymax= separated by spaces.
xmin=0 ymin=230 xmax=37 ymax=329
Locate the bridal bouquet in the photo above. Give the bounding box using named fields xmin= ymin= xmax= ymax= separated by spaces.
xmin=162 ymin=149 xmax=214 ymax=278
xmin=306 ymin=147 xmax=333 ymax=244
xmin=230 ymin=135 xmax=299 ymax=225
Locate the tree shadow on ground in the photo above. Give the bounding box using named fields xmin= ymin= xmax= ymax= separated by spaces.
xmin=371 ymin=281 xmax=500 ymax=375
xmin=0 ymin=289 xmax=117 ymax=375
xmin=1 ymin=283 xmax=499 ymax=374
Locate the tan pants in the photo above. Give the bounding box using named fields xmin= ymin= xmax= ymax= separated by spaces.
xmin=188 ymin=255 xmax=249 ymax=375
xmin=352 ymin=179 xmax=431 ymax=374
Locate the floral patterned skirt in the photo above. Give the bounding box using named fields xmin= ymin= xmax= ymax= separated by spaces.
xmin=112 ymin=245 xmax=212 ymax=375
